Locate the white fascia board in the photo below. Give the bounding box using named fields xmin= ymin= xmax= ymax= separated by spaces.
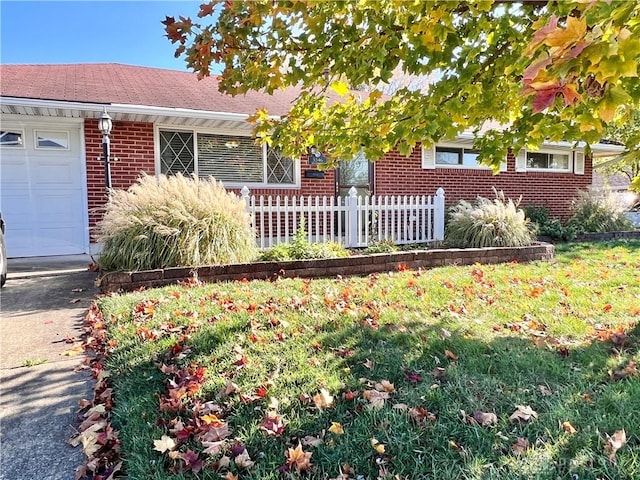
xmin=0 ymin=96 xmax=281 ymax=122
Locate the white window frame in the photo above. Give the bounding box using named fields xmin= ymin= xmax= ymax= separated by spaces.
xmin=422 ymin=143 xmax=507 ymax=172
xmin=0 ymin=128 xmax=25 ymax=148
xmin=524 ymin=148 xmax=573 ymax=173
xmin=33 ymin=129 xmax=70 ymax=150
xmin=154 ymin=125 xmax=300 ymax=189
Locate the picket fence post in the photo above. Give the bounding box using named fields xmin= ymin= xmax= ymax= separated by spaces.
xmin=346 ymin=186 xmax=359 ymax=248
xmin=433 ymin=187 xmax=445 ymax=241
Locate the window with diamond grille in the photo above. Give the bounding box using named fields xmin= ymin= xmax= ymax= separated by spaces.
xmin=267 ymin=148 xmax=294 ymax=184
xmin=158 ymin=130 xmax=296 ymax=185
xmin=159 ymin=131 xmax=195 ymax=175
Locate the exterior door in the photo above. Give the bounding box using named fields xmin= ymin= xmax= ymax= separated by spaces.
xmin=336 ymin=151 xmax=373 ymax=198
xmin=0 ymin=120 xmax=87 ymax=257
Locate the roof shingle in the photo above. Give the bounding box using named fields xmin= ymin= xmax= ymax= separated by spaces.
xmin=0 ymin=63 xmax=300 ymax=116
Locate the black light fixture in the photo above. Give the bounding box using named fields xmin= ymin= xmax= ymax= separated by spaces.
xmin=308 ymin=145 xmax=327 ymax=165
xmin=98 ymin=107 xmax=113 ymax=189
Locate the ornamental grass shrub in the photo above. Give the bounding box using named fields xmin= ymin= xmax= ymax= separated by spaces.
xmin=567 ymin=189 xmax=636 ymax=234
xmin=96 ymin=174 xmax=257 ymax=271
xmin=445 ymin=190 xmax=534 ymax=248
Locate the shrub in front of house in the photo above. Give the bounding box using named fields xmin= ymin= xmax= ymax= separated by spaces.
xmin=567 ymin=189 xmax=636 ymax=234
xmin=96 ymin=174 xmax=257 ymax=271
xmin=524 ymin=205 xmax=579 ymax=241
xmin=446 ymin=190 xmax=534 ymax=248
xmin=257 ymin=217 xmax=350 ymax=261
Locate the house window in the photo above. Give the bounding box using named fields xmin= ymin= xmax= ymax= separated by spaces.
xmin=526 ymin=151 xmax=570 ymax=170
xmin=35 ymin=130 xmax=69 ymax=149
xmin=0 ymin=130 xmax=24 ymax=147
xmin=435 ymin=147 xmax=481 ymax=167
xmin=159 ymin=130 xmax=195 ymax=175
xmin=158 ymin=129 xmax=296 ymax=186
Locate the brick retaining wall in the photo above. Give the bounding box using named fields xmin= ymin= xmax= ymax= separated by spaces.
xmin=98 ymin=242 xmax=555 ymax=293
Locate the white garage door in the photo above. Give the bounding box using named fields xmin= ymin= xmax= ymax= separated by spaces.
xmin=0 ymin=120 xmax=87 ymax=257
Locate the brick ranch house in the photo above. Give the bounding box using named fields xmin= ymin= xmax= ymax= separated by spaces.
xmin=0 ymin=63 xmax=623 ymax=258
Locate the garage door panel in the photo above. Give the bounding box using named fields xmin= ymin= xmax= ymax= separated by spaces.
xmin=34 ymin=159 xmax=83 ymax=187
xmin=0 ymin=159 xmax=30 ymax=185
xmin=37 ymin=190 xmax=84 ymax=224
xmin=0 ymin=121 xmax=86 ymax=257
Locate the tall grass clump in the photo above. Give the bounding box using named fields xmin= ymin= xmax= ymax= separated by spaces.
xmin=96 ymin=174 xmax=257 ymax=271
xmin=567 ymin=188 xmax=636 ymax=233
xmin=446 ymin=189 xmax=534 ymax=248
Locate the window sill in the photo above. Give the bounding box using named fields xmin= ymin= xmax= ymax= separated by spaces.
xmin=223 ymin=182 xmax=301 ymax=190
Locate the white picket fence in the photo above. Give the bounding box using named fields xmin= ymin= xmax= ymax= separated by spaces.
xmin=241 ymin=186 xmax=445 ymax=249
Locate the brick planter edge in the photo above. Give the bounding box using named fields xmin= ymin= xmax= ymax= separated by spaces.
xmin=98 ymin=242 xmax=555 ymax=293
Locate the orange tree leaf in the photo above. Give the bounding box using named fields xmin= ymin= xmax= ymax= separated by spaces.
xmin=286 ymin=443 xmax=313 ymax=472
xmin=562 ymin=421 xmax=578 ymax=434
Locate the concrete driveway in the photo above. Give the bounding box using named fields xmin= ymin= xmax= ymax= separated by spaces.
xmin=0 ymin=256 xmax=99 ymax=480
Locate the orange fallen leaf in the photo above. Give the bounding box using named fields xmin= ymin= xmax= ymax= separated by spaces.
xmin=444 ymin=350 xmax=458 ymax=361
xmin=562 ymin=421 xmax=577 ymax=434
xmin=286 ymin=443 xmax=313 ymax=472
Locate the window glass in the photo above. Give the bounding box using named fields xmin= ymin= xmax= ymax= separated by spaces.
xmin=267 ymin=148 xmax=295 ymax=184
xmin=435 ymin=149 xmax=459 ymax=165
xmin=527 ymin=152 xmax=570 ymax=170
xmin=35 ymin=130 xmax=69 ymax=149
xmin=160 ymin=130 xmax=295 ymax=185
xmin=197 ymin=134 xmax=263 ymax=183
xmin=159 ymin=131 xmax=195 ymax=175
xmin=0 ymin=130 xmax=24 ymax=147
xmin=436 ymin=147 xmax=481 ymax=167
xmin=462 ymin=150 xmax=480 ymax=166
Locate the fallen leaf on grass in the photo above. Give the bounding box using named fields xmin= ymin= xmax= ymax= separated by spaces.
xmin=301 ymin=435 xmax=323 ymax=447
xmin=605 ymin=429 xmax=627 ymax=462
xmin=562 ymin=421 xmax=578 ymax=434
xmin=363 ymin=389 xmax=390 ymax=410
xmin=370 ymin=438 xmax=385 ymax=454
xmin=234 ymin=450 xmax=255 ymax=469
xmin=313 ymin=388 xmax=334 ymax=409
xmin=444 ymin=350 xmax=458 ymax=361
xmin=153 ymin=435 xmax=176 ymax=453
xmin=473 ymin=410 xmax=498 ymax=427
xmin=260 ymin=412 xmax=285 ymax=436
xmin=611 ymin=361 xmax=638 ymax=381
xmin=374 ymin=380 xmax=395 ymax=393
xmin=286 ymin=443 xmax=313 ymax=472
xmin=511 ymin=437 xmax=529 ymax=455
xmin=328 ymin=422 xmax=344 ymax=435
xmin=408 ymin=406 xmax=437 ymax=426
xmin=509 ymin=405 xmax=538 ymax=423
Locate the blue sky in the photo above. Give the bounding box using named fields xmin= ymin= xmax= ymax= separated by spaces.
xmin=0 ymin=1 xmax=217 ymax=72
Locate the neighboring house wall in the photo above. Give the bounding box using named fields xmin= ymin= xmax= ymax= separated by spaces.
xmin=376 ymin=147 xmax=592 ymax=220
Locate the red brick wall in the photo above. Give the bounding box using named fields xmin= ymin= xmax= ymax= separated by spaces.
xmin=84 ymin=120 xmax=591 ymax=241
xmin=375 ymin=146 xmax=592 ymax=220
xmin=85 ymin=119 xmax=155 ymax=231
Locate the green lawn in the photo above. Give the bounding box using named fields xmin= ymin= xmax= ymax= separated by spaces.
xmin=82 ymin=240 xmax=640 ymax=480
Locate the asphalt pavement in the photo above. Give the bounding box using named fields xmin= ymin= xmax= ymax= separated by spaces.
xmin=0 ymin=255 xmax=98 ymax=480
